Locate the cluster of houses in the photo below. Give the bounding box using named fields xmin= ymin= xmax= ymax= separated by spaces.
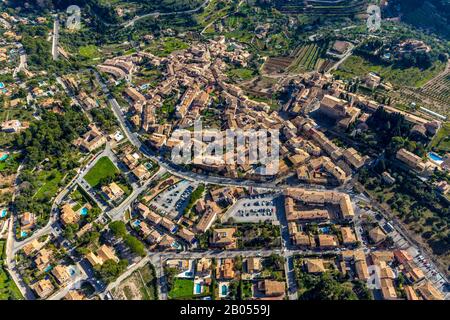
xmin=94 ymin=33 xmax=447 ymax=189
xmin=130 ymin=184 xmax=248 ymax=250
xmin=300 ymin=248 xmax=444 ymax=300
xmin=166 ymin=256 xmax=286 ymax=300
xmin=285 ymin=188 xmax=357 ymax=248
xmin=20 ymin=239 xmax=79 ymax=299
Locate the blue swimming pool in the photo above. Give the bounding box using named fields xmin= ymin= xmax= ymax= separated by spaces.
xmin=319 ymin=226 xmax=331 ymax=234
xmin=0 ymin=153 xmax=9 ymax=161
xmin=0 ymin=82 xmax=4 ymax=89
xmin=428 ymin=152 xmax=444 ymax=164
xmin=44 ymin=265 xmax=53 ymax=272
xmin=20 ymin=230 xmax=28 ymax=238
xmin=171 ymin=242 xmax=182 ymax=250
xmin=133 ymin=220 xmax=141 ymax=227
xmin=0 ymin=209 xmax=7 ymax=218
xmin=221 ymin=285 xmax=228 ymax=296
xmin=194 ymin=283 xmax=202 ymax=295
xmin=80 ymin=207 xmax=88 ymax=216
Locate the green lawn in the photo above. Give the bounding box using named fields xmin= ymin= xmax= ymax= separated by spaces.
xmin=84 ymin=157 xmax=119 ymax=188
xmin=227 ymin=68 xmax=256 ymax=81
xmin=168 ymin=278 xmax=194 ymax=299
xmin=0 ymin=240 xmax=23 ymax=300
xmin=429 ymin=122 xmax=450 ymax=154
xmin=0 ymin=152 xmax=20 ymax=173
xmin=146 ymin=38 xmax=189 ymax=57
xmin=334 ymin=55 xmax=445 ymax=88
xmin=34 ymin=170 xmax=64 ymax=200
xmin=70 ymin=187 xmax=92 ymax=210
xmin=79 ymin=45 xmax=100 ymax=59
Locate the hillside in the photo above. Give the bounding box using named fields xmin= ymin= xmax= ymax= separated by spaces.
xmin=255 ymin=0 xmax=369 ymax=16
xmin=387 ymin=0 xmax=450 ymax=39
xmin=4 ymin=0 xmax=204 ymax=23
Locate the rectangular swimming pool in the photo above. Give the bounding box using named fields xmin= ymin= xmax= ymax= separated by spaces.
xmin=194 ymin=283 xmax=202 ymax=295
xmin=428 ymin=152 xmax=444 ymax=164
xmin=221 ymin=285 xmax=228 ymax=296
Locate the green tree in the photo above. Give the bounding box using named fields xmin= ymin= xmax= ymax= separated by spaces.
xmin=109 ymin=221 xmax=127 ymax=238
xmin=96 ymin=259 xmax=128 ymax=283
xmin=124 ymin=235 xmax=146 ymax=257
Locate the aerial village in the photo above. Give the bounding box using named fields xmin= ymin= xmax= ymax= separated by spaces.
xmin=0 ymin=5 xmax=448 ymax=302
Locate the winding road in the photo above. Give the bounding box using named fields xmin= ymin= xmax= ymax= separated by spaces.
xmin=103 ymin=0 xmax=211 ymax=28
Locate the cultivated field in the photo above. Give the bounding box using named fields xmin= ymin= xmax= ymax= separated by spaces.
xmin=262 ymin=42 xmax=330 ymax=75
xmin=112 ymin=263 xmax=157 ymax=300
xmin=287 ymin=44 xmax=323 ymax=73
xmin=262 ymin=57 xmax=294 ymax=74
xmin=416 ymin=63 xmax=450 ymax=117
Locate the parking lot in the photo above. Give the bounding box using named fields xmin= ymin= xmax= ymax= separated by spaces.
xmin=222 ymin=194 xmax=278 ymax=223
xmin=149 ymin=180 xmax=195 ymax=219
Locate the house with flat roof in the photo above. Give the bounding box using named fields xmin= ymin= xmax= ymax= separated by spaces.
xmin=196 ymin=258 xmax=212 ymax=277
xmin=1 ymin=119 xmax=27 ymax=133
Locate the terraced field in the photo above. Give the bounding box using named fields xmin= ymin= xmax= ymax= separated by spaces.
xmin=417 ymin=67 xmax=450 ymax=112
xmin=262 ymin=42 xmax=332 ymax=75
xmin=395 ymin=62 xmax=450 ymax=118
xmin=274 ymin=0 xmax=369 ymax=16
xmin=287 ymin=43 xmax=326 ymax=73
xmin=262 ymin=57 xmax=295 ymax=74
